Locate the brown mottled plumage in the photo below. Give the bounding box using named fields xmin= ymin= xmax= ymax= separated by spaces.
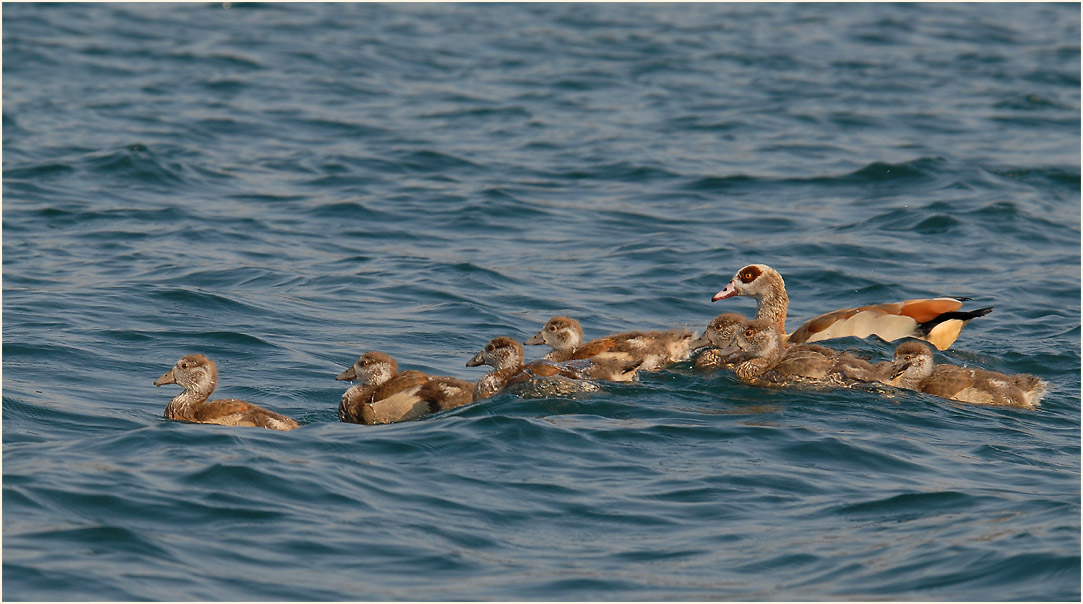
xmin=730 ymin=319 xmax=883 ymax=388
xmin=154 ymin=354 xmax=299 ymax=431
xmin=525 ymin=316 xmax=692 ymax=371
xmin=417 ymin=376 xmax=476 ymax=412
xmin=466 ymin=336 xmax=637 ymax=399
xmin=335 ymin=351 xmax=476 ymax=425
xmin=689 ymin=312 xmax=857 ymax=373
xmin=887 ymin=341 xmax=1044 ymax=409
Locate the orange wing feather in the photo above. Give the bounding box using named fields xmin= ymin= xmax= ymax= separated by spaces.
xmin=895 ymin=298 xmax=964 ymax=323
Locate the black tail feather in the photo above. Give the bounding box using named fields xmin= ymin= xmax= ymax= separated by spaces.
xmin=916 ymin=306 xmax=993 ymax=335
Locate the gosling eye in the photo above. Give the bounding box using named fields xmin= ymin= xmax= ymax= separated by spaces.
xmin=548 ymin=325 xmax=557 ymax=332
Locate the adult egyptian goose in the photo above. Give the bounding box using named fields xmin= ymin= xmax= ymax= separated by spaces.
xmin=711 ymin=264 xmax=992 ymax=350
xmin=336 ymin=352 xmax=475 ymax=425
xmin=525 ymin=316 xmax=693 ymax=371
xmin=154 ymin=354 xmax=299 ymax=431
xmin=466 ymin=336 xmax=638 ymax=399
xmin=729 ymin=319 xmax=884 ymax=387
xmin=886 ymin=341 xmax=1045 ymax=408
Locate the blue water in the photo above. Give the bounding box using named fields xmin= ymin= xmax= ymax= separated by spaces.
xmin=3 ymin=2 xmax=1080 ymax=600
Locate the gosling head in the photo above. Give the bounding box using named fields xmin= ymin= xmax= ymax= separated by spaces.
xmin=524 ymin=316 xmax=583 ymax=352
xmin=336 ymin=351 xmax=397 ymax=386
xmin=690 ymin=313 xmax=748 ymax=350
xmin=735 ymin=318 xmax=784 ymax=361
xmin=888 ymin=341 xmax=935 ymax=387
xmin=467 ymin=336 xmax=524 ymax=371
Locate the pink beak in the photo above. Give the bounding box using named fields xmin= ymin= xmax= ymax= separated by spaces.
xmin=712 ymin=281 xmax=738 ymax=302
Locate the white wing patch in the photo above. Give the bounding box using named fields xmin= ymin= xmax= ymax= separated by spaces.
xmin=803 ymin=311 xmax=918 ymax=343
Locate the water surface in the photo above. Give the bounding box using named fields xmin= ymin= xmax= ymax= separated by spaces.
xmin=3 ymin=3 xmax=1080 ymax=600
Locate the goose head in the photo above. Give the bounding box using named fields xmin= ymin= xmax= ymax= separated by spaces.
xmin=712 ymin=264 xmax=785 ymax=302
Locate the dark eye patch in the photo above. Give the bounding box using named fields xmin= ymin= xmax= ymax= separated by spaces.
xmin=740 ymin=265 xmax=761 ymax=283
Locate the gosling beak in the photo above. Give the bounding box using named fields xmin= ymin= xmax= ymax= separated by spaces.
xmin=465 ymin=351 xmax=485 ymax=367
xmin=524 ymin=331 xmax=546 ymax=346
xmin=714 ymin=342 xmax=742 ymax=357
xmin=688 ymin=332 xmax=712 ymax=350
xmin=336 ymin=366 xmax=357 ymax=381
xmin=712 ymin=281 xmax=738 ymax=302
xmin=887 ymin=361 xmax=912 ymax=386
xmin=153 ymin=369 xmax=176 ymax=387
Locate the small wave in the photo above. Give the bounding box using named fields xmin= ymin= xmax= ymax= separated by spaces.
xmin=305 ymin=200 xmax=389 ymax=221
xmin=166 ymin=50 xmax=264 ymax=71
xmin=849 ymin=202 xmax=963 ymax=236
xmin=912 ymin=213 xmax=963 ymax=234
xmin=419 ymin=105 xmax=533 ymax=121
xmin=836 ymin=157 xmax=947 ymax=183
xmin=400 ymin=149 xmax=481 ymax=173
xmin=4 ymin=162 xmax=75 ymax=180
xmin=292 ymin=117 xmax=390 ymax=138
xmin=83 ymin=144 xmax=186 ymax=186
xmin=2 ymin=562 xmax=140 ymax=600
xmin=986 ymin=165 xmax=1081 ymax=190
xmin=834 ymin=490 xmax=980 ymax=521
xmin=993 ymin=93 xmax=1065 ymax=111
xmin=18 ymin=524 xmax=180 ymax=564
xmin=683 ymin=174 xmax=761 ymax=192
xmin=537 ymin=161 xmax=679 ymax=183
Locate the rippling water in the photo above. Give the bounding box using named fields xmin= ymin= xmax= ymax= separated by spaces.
xmin=3 ymin=3 xmax=1080 ymax=600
